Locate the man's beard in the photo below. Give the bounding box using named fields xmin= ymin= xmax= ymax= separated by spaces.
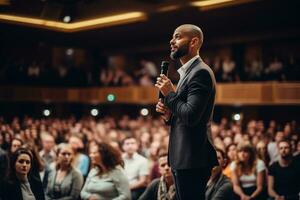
xmin=170 ymin=41 xmax=189 ymax=60
xmin=281 ymin=153 xmax=292 ymax=160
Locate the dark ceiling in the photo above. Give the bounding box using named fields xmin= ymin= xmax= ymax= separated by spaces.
xmin=0 ymin=0 xmax=300 ymax=53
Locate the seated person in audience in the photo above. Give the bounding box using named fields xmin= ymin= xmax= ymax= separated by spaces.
xmin=256 ymin=141 xmax=270 ymax=167
xmin=69 ymin=134 xmax=90 ymax=177
xmin=206 ymin=148 xmax=233 ymax=200
xmin=81 ymin=142 xmax=131 ymax=200
xmin=268 ymin=131 xmax=284 ymax=165
xmin=268 ymin=140 xmax=300 ymax=200
xmin=231 ymin=143 xmax=267 ymax=200
xmin=22 ymin=142 xmax=48 ymax=190
xmin=0 ymin=146 xmax=9 ymax=182
xmin=122 ymin=136 xmax=149 ymax=200
xmin=46 ymin=143 xmax=83 ymax=200
xmin=39 ymin=133 xmax=56 ymax=167
xmin=9 ymin=138 xmax=23 ymax=154
xmin=223 ymin=143 xmax=237 ymax=179
xmin=0 ymin=148 xmax=45 ymax=200
xmin=139 ymin=149 xmax=176 ymax=200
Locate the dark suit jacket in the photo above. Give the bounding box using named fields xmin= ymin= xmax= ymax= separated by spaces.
xmin=0 ymin=175 xmax=45 ymax=200
xmin=164 ymin=58 xmax=218 ymax=169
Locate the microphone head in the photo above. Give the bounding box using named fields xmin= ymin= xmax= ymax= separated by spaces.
xmin=161 ymin=61 xmax=169 ymax=67
xmin=161 ymin=61 xmax=169 ymax=73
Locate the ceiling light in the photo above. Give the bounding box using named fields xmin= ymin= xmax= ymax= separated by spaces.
xmin=63 ymin=15 xmax=71 ymax=23
xmin=191 ymin=0 xmax=256 ymax=11
xmin=90 ymin=108 xmax=99 ymax=116
xmin=43 ymin=109 xmax=51 ymax=117
xmin=0 ymin=11 xmax=147 ymax=32
xmin=140 ymin=108 xmax=149 ymax=116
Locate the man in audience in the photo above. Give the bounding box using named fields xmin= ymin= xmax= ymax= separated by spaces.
xmin=268 ymin=140 xmax=300 ymax=200
xmin=10 ymin=138 xmax=23 ymax=154
xmin=39 ymin=133 xmax=56 ymax=166
xmin=268 ymin=131 xmax=284 ymax=165
xmin=206 ymin=148 xmax=233 ymax=200
xmin=0 ymin=147 xmax=8 ymax=182
xmin=122 ymin=136 xmax=149 ymax=200
xmin=139 ymin=149 xmax=176 ymax=200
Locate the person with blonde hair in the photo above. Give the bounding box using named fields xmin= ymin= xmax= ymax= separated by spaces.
xmin=46 ymin=143 xmax=83 ymax=200
xmin=231 ymin=143 xmax=267 ymax=200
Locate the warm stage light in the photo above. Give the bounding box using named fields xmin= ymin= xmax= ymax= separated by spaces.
xmin=0 ymin=11 xmax=147 ymax=32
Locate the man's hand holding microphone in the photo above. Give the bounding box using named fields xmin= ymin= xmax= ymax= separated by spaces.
xmin=155 ymin=61 xmax=175 ymax=122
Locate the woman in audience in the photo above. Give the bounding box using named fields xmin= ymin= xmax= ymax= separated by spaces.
xmin=0 ymin=148 xmax=45 ymax=200
xmin=231 ymin=143 xmax=267 ymax=200
xmin=22 ymin=142 xmax=47 ymax=189
xmin=46 ymin=143 xmax=83 ymax=200
xmin=223 ymin=143 xmax=237 ymax=178
xmin=81 ymin=142 xmax=131 ymax=200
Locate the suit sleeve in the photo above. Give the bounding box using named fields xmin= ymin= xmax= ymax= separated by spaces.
xmin=164 ymin=69 xmax=213 ymax=126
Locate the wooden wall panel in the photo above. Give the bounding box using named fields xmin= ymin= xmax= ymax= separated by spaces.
xmin=0 ymin=83 xmax=300 ymax=105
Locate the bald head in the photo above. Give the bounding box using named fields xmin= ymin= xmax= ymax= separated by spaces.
xmin=170 ymin=24 xmax=204 ymax=62
xmin=175 ymin=24 xmax=203 ymax=46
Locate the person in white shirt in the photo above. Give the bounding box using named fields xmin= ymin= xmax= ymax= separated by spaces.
xmin=122 ymin=136 xmax=149 ymax=200
xmin=231 ymin=142 xmax=267 ymax=200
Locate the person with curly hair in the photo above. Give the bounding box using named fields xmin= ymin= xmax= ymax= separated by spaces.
xmin=81 ymin=142 xmax=131 ymax=200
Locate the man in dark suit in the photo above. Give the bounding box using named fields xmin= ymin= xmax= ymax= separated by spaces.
xmin=155 ymin=24 xmax=218 ymax=200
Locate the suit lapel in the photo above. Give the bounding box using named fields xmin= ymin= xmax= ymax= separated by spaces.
xmin=176 ymin=58 xmax=201 ymax=91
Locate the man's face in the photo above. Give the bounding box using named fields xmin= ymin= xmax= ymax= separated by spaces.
xmin=158 ymin=156 xmax=172 ymax=179
xmin=275 ymin=131 xmax=284 ymax=143
xmin=123 ymin=138 xmax=138 ymax=155
xmin=42 ymin=136 xmax=55 ymax=152
xmin=170 ymin=27 xmax=191 ymax=60
xmin=11 ymin=139 xmax=22 ymax=153
xmin=278 ymin=141 xmax=292 ymax=159
xmin=69 ymin=136 xmax=83 ymax=150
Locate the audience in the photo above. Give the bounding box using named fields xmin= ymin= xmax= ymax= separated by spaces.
xmin=0 ymin=115 xmax=299 ymax=200
xmin=1 ymin=54 xmax=299 ymax=87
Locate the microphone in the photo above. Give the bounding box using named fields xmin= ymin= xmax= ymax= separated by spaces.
xmin=158 ymin=61 xmax=169 ymax=99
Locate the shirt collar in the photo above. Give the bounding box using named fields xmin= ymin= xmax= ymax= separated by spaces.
xmin=177 ymin=55 xmax=200 ymax=79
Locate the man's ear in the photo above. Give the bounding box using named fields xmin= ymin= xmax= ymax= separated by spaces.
xmin=190 ymin=37 xmax=199 ymax=48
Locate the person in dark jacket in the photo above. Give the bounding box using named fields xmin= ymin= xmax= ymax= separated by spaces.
xmin=0 ymin=147 xmax=9 ymax=182
xmin=0 ymin=147 xmax=45 ymax=200
xmin=139 ymin=150 xmax=176 ymax=200
xmin=206 ymin=148 xmax=233 ymax=200
xmin=155 ymin=24 xmax=218 ymax=200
